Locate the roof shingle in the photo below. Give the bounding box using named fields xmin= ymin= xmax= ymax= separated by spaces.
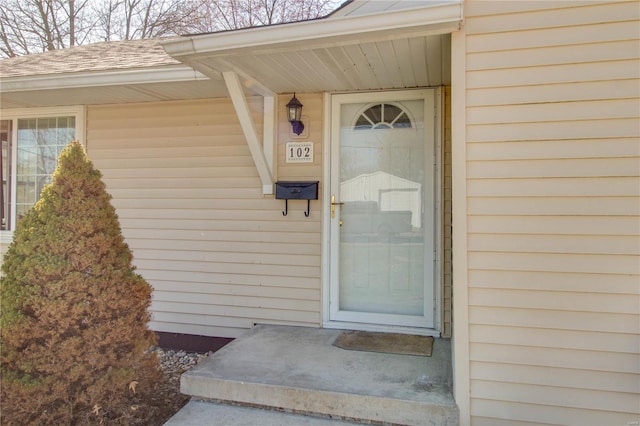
xmin=0 ymin=38 xmax=180 ymax=78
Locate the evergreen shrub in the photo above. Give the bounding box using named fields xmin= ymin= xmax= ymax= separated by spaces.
xmin=0 ymin=141 xmax=159 ymax=424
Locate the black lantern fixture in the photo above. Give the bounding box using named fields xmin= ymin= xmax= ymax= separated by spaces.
xmin=286 ymin=93 xmax=304 ymax=135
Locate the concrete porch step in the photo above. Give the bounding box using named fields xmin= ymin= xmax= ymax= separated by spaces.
xmin=164 ymin=400 xmax=360 ymax=425
xmin=173 ymin=325 xmax=458 ymax=426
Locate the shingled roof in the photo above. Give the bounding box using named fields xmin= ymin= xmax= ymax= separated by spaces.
xmin=0 ymin=38 xmax=180 ymax=78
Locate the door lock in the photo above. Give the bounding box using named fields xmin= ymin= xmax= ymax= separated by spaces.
xmin=330 ymin=194 xmax=344 ymax=219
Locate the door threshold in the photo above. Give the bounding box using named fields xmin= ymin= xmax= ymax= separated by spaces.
xmin=323 ymin=320 xmax=441 ymax=337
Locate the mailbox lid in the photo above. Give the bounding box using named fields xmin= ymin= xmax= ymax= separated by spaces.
xmin=275 ymin=181 xmax=319 ymax=200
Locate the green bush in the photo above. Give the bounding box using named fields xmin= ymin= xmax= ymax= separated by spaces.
xmin=1 ymin=141 xmax=159 ymax=425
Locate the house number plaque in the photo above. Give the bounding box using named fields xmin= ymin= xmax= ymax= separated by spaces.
xmin=286 ymin=142 xmax=313 ymax=163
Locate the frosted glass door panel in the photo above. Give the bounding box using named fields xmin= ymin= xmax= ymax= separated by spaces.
xmin=338 ymin=100 xmax=427 ymax=317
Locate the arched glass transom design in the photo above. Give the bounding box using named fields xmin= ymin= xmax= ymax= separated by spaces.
xmin=354 ymin=103 xmax=413 ymax=130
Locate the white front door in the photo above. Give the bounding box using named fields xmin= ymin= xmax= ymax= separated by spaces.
xmin=328 ymin=90 xmax=438 ymax=331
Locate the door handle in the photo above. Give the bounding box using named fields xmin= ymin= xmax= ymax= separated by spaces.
xmin=330 ymin=194 xmax=344 ymax=219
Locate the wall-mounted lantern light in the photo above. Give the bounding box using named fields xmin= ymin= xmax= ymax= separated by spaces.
xmin=286 ymin=93 xmax=304 ymax=135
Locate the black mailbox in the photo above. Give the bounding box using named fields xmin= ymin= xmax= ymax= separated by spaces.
xmin=275 ymin=181 xmax=318 ymax=200
xmin=275 ymin=181 xmax=319 ymax=217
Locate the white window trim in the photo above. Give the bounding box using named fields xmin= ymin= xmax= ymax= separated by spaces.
xmin=0 ymin=105 xmax=85 ymax=240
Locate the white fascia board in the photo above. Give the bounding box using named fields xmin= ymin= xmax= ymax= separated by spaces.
xmin=329 ymin=0 xmax=456 ymax=18
xmin=161 ymin=1 xmax=462 ymax=58
xmin=0 ymin=65 xmax=208 ymax=93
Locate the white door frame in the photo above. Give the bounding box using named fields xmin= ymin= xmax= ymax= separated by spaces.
xmin=322 ymin=89 xmax=443 ymax=336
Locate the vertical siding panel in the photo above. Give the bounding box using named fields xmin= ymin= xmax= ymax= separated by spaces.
xmin=87 ymin=96 xmax=324 ymax=338
xmin=464 ymin=0 xmax=640 ymax=424
xmin=443 ymin=85 xmax=453 ymax=338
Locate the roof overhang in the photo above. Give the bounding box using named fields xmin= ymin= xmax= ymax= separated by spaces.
xmin=0 ymin=0 xmax=462 ymax=109
xmin=0 ymin=63 xmax=224 ymax=109
xmin=160 ymin=1 xmax=462 ymax=95
xmin=163 ymin=1 xmax=462 ymax=57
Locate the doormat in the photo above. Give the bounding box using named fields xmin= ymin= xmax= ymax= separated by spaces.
xmin=333 ymin=331 xmax=433 ymax=357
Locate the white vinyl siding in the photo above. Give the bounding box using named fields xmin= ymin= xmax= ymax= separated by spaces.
xmin=86 ymin=95 xmax=323 ymax=338
xmin=463 ymin=1 xmax=640 ymax=424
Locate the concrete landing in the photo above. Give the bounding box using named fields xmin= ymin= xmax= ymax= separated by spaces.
xmin=174 ymin=325 xmax=458 ymax=425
